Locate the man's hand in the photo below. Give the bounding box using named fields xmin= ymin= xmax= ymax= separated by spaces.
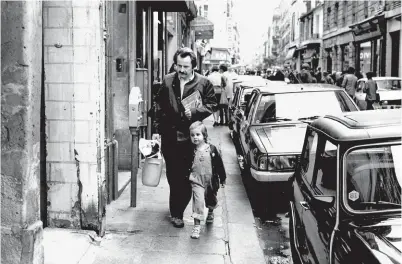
xmin=152 ymin=134 xmax=161 ymax=142
xmin=184 ymin=107 xmax=192 ymax=120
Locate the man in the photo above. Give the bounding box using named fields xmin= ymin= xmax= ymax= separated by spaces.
xmin=315 ymin=67 xmax=322 ymax=83
xmin=300 ymin=63 xmax=314 ymax=83
xmin=207 ymin=66 xmax=224 ymax=126
xmin=219 ymin=64 xmax=232 ymax=126
xmin=364 ymin=71 xmax=378 ymax=110
xmin=321 ymin=71 xmax=334 ymax=84
xmin=152 ymin=47 xmax=217 ymax=228
xmin=342 ymin=67 xmax=358 ymax=101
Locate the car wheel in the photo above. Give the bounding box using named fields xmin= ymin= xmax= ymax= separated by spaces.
xmin=289 ymin=206 xmax=302 ymax=264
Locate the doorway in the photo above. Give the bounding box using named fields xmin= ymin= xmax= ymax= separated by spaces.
xmin=391 ymin=31 xmax=400 ymax=77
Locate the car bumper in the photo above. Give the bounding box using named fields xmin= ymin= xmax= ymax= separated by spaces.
xmin=250 ymin=168 xmax=293 ymax=182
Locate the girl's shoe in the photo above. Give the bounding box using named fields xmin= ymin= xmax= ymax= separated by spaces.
xmin=206 ymin=212 xmax=214 ymax=224
xmin=191 ymin=225 xmax=201 ymax=239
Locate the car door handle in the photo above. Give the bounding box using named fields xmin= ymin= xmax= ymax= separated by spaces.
xmin=299 ymin=201 xmax=310 ymax=210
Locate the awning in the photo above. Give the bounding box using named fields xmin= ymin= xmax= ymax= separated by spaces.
xmin=285 ymin=48 xmax=296 ymax=60
xmin=349 ymin=13 xmax=385 ymax=41
xmin=138 ymin=1 xmax=197 ymax=19
xmin=191 ymin=16 xmax=214 ymax=40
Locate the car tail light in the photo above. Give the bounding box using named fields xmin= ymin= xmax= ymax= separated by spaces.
xmin=258 ymin=155 xmax=298 ymax=171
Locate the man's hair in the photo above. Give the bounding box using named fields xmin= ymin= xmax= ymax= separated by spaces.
xmin=348 ymin=67 xmax=355 ymax=74
xmin=219 ymin=64 xmax=228 ymax=72
xmin=173 ymin=47 xmax=197 ymax=68
xmin=189 ymin=121 xmax=208 ymax=143
xmin=366 ymin=71 xmax=374 ymax=79
xmin=211 ymin=66 xmax=219 ymax=72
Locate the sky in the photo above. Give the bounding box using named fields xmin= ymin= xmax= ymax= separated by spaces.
xmin=233 ymin=0 xmax=279 ymax=64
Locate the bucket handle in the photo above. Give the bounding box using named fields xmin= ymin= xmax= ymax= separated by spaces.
xmin=146 ymin=152 xmax=162 ymax=159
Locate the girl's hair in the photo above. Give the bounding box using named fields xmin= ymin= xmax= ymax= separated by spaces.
xmin=189 ymin=121 xmax=208 ymax=143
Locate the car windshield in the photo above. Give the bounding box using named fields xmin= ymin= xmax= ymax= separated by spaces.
xmin=240 ymin=88 xmax=253 ymax=104
xmin=254 ymin=90 xmax=358 ymax=123
xmin=376 ymin=80 xmax=401 ymax=90
xmin=345 ymin=144 xmax=401 ymax=212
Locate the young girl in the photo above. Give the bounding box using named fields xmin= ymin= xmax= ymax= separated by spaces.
xmin=188 ymin=121 xmax=226 ymax=239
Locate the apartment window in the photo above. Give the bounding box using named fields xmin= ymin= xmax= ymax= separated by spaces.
xmin=352 ymin=2 xmax=356 ymax=23
xmin=334 ymin=2 xmax=339 ymax=26
xmin=203 ymin=5 xmax=208 ymax=18
xmin=342 ymin=1 xmax=347 ymax=26
xmin=364 ymin=1 xmax=369 ymax=18
xmin=300 ymin=19 xmax=304 ymax=40
xmin=292 ymin=13 xmax=295 ymax=41
xmin=310 ymin=16 xmax=314 ymax=37
xmin=315 ymin=15 xmax=320 ymax=37
xmin=327 ymin=7 xmax=331 ymax=29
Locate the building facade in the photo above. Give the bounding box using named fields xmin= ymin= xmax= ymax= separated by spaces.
xmin=267 ymin=0 xmax=401 ymax=78
xmin=1 ymin=1 xmax=197 ymax=263
xmin=298 ymin=0 xmax=324 ymax=71
xmin=286 ymin=0 xmax=308 ymax=71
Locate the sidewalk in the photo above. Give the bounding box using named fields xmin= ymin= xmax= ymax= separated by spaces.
xmin=43 ymin=117 xmax=265 ymax=264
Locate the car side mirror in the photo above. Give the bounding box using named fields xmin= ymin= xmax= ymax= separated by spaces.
xmin=312 ymin=195 xmax=335 ymax=208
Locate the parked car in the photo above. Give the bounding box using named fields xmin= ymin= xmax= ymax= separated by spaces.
xmin=289 ymin=109 xmax=402 ymax=264
xmin=237 ymin=83 xmax=359 ymax=214
xmin=356 ymin=77 xmax=401 ymax=110
xmin=228 ymin=76 xmax=269 ymax=140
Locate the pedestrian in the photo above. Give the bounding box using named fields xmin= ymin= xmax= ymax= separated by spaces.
xmin=152 ymin=47 xmax=217 ymax=228
xmin=188 ymin=121 xmax=226 ymax=239
xmin=322 ymin=71 xmax=334 ymax=84
xmin=208 ymin=66 xmax=226 ymax=126
xmin=315 ymin=67 xmax=322 ymax=83
xmin=342 ymin=67 xmax=358 ymax=101
xmin=300 ymin=63 xmax=313 ymax=83
xmin=364 ymin=71 xmax=378 ymax=110
xmin=219 ymin=64 xmax=231 ymax=125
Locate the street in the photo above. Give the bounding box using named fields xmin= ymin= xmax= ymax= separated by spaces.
xmin=212 ymin=121 xmax=293 ymax=264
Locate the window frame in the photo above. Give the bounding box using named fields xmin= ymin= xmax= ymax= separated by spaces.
xmin=342 ymin=141 xmax=402 ymax=215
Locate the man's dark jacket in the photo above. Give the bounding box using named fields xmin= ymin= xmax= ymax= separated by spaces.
xmin=152 ymin=72 xmax=217 ymax=143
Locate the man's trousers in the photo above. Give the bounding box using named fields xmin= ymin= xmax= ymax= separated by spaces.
xmin=162 ymin=139 xmax=193 ymax=219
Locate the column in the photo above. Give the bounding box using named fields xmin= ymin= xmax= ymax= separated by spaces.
xmin=1 ymin=1 xmax=44 ymax=263
xmin=43 ymin=0 xmax=105 ymax=232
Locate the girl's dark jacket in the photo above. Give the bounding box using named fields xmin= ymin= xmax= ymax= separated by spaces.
xmin=189 ymin=143 xmax=227 ymax=192
xmin=151 ymin=72 xmax=218 ymax=145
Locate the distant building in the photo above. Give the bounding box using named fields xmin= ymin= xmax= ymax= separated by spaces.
xmin=298 ymin=0 xmax=324 ymax=71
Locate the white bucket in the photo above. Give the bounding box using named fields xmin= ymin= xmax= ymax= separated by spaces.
xmin=142 ymin=156 xmax=164 ymax=187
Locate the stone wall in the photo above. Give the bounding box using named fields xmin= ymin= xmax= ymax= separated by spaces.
xmin=43 ymin=0 xmax=105 ymax=232
xmin=1 ymin=1 xmax=44 ymax=263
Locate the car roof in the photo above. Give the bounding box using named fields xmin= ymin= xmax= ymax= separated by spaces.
xmin=358 ymin=77 xmax=401 ymax=81
xmin=254 ymin=83 xmax=344 ymax=94
xmin=310 ymin=109 xmax=402 ymax=142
